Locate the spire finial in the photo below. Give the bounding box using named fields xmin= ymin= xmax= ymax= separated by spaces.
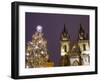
xmin=79 ymin=24 xmax=84 ymax=33
xmin=63 ymin=24 xmax=66 ymax=33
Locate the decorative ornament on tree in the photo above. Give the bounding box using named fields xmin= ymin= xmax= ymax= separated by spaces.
xmin=36 ymin=25 xmax=43 ymax=32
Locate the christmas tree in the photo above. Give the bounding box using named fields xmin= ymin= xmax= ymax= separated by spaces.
xmin=25 ymin=25 xmax=52 ymax=68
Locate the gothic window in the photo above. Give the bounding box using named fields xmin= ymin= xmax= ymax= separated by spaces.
xmin=83 ymin=44 xmax=86 ymax=51
xmin=63 ymin=45 xmax=67 ymax=52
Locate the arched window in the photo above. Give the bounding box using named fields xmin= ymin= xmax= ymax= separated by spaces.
xmin=83 ymin=44 xmax=86 ymax=51
xmin=63 ymin=45 xmax=67 ymax=52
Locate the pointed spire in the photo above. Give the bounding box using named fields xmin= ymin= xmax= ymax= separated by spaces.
xmin=79 ymin=24 xmax=85 ymax=33
xmin=62 ymin=24 xmax=68 ymax=34
xmin=61 ymin=24 xmax=70 ymax=41
xmin=78 ymin=24 xmax=86 ymax=40
xmin=62 ymin=24 xmax=67 ymax=33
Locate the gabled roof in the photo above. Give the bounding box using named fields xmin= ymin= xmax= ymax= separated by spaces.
xmin=68 ymin=42 xmax=81 ymax=56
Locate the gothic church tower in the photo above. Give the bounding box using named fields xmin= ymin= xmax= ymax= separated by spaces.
xmin=78 ymin=24 xmax=89 ymax=52
xmin=60 ymin=24 xmax=70 ymax=56
xmin=60 ymin=24 xmax=70 ymax=66
xmin=78 ymin=24 xmax=90 ymax=65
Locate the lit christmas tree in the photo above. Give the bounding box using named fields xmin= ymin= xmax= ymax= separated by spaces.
xmin=25 ymin=25 xmax=51 ymax=68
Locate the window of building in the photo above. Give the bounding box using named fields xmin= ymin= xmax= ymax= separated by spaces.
xmin=83 ymin=44 xmax=86 ymax=51
xmin=63 ymin=45 xmax=67 ymax=52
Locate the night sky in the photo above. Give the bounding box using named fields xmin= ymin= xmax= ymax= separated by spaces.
xmin=25 ymin=12 xmax=89 ymax=66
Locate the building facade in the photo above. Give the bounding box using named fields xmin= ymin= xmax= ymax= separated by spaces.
xmin=60 ymin=24 xmax=90 ymax=66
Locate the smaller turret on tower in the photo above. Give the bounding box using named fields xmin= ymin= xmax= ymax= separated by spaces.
xmin=78 ymin=24 xmax=86 ymax=40
xmin=78 ymin=24 xmax=90 ymax=65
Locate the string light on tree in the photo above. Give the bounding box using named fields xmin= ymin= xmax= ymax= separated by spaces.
xmin=25 ymin=25 xmax=53 ymax=68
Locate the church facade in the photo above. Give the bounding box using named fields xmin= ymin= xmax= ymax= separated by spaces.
xmin=60 ymin=24 xmax=90 ymax=66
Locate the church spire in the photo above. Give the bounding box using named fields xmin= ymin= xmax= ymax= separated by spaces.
xmin=63 ymin=24 xmax=66 ymax=33
xmin=79 ymin=24 xmax=85 ymax=34
xmin=61 ymin=24 xmax=70 ymax=41
xmin=78 ymin=24 xmax=86 ymax=40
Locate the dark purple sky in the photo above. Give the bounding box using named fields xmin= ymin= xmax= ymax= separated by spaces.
xmin=25 ymin=12 xmax=89 ymax=66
